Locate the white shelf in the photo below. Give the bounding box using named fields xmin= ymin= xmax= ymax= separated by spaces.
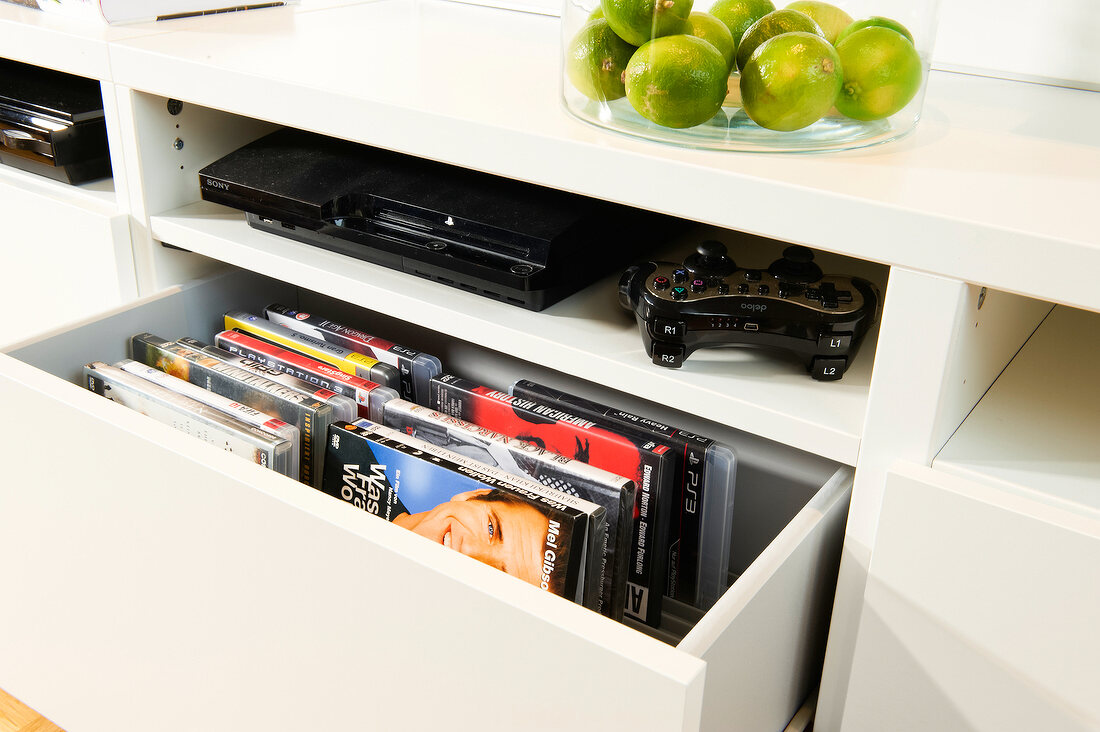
xmin=934 ymin=305 xmax=1100 ymax=516
xmin=104 ymin=0 xmax=1100 ymax=312
xmin=152 ymin=200 xmax=878 ymax=465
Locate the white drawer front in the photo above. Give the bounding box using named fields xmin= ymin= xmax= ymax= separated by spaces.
xmin=0 ymin=269 xmax=851 ymax=732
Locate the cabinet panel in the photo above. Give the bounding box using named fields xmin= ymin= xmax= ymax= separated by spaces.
xmin=842 ymin=463 xmax=1100 ymax=732
xmin=0 ymin=168 xmax=135 ymax=348
xmin=0 ymin=269 xmax=851 ymax=732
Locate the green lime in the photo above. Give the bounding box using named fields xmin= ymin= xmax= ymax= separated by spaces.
xmin=735 ymin=8 xmax=823 ymax=71
xmin=836 ymin=16 xmax=914 ymax=45
xmin=565 ymin=19 xmax=638 ymax=101
xmin=624 ymin=34 xmax=729 ymax=128
xmin=601 ymin=0 xmax=694 ymax=47
xmin=740 ymin=31 xmax=842 ymax=130
xmin=784 ymin=0 xmax=852 ymax=43
xmin=835 ymin=26 xmax=922 ymax=120
xmin=687 ymin=12 xmax=736 ymax=70
xmin=706 ymin=0 xmax=774 ymax=53
xmin=588 ymin=6 xmax=605 ymax=19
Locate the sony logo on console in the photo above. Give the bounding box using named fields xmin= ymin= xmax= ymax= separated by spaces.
xmin=204 ymin=178 xmax=231 ymax=191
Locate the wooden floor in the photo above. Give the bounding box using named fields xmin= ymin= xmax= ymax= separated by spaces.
xmin=0 ymin=689 xmax=64 ymax=732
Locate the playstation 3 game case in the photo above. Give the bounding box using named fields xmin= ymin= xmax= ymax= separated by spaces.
xmin=129 ymin=333 xmax=339 ymax=488
xmin=263 ymin=303 xmax=441 ymax=405
xmin=510 ymin=380 xmax=737 ymax=610
xmin=84 ymin=361 xmax=295 ymax=477
xmin=427 ymin=373 xmax=673 ymax=626
xmin=213 ymin=329 xmax=398 ymax=420
xmin=380 ymin=398 xmax=633 ymax=621
xmin=322 ymin=420 xmax=607 ymax=613
xmin=223 ymin=311 xmax=401 ymax=391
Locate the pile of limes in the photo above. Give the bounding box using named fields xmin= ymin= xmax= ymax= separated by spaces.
xmin=565 ymin=0 xmax=923 ymax=132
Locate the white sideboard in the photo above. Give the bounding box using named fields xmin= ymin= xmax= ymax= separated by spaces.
xmin=0 ymin=1 xmax=1097 ymax=730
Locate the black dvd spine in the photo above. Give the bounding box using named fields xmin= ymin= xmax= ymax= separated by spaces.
xmin=510 ymin=379 xmax=711 ymax=605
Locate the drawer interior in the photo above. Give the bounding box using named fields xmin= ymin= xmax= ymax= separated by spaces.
xmin=4 ymin=265 xmax=849 ymax=731
xmin=9 ymin=265 xmax=843 ymax=636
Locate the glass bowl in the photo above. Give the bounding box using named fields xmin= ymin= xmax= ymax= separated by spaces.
xmin=560 ymin=0 xmax=940 ymax=152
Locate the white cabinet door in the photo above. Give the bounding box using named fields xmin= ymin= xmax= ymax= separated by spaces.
xmin=842 ymin=462 xmax=1100 ymax=732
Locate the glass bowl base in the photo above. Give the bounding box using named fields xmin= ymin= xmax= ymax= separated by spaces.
xmin=563 ymin=91 xmax=918 ymax=153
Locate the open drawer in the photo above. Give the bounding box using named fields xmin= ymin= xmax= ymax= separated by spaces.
xmin=0 ymin=267 xmax=851 ymax=732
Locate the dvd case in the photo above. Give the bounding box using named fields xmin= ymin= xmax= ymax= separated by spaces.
xmin=264 ymin=304 xmax=442 ymax=405
xmin=175 ymin=336 xmax=359 ymax=423
xmin=510 ymin=380 xmax=737 ymax=609
xmin=381 ymin=398 xmax=632 ymax=620
xmin=84 ymin=361 xmax=294 ymax=476
xmin=129 ymin=333 xmax=335 ymax=488
xmin=324 ymin=420 xmax=606 ymax=612
xmin=428 ymin=374 xmax=673 ymax=626
xmin=223 ymin=311 xmax=401 ymax=391
xmin=214 ymin=329 xmax=398 ymax=420
xmin=118 ymin=358 xmax=301 ymax=481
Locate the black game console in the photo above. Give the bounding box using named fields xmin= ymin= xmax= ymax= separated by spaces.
xmin=198 ymin=128 xmax=683 ymax=311
xmin=619 ymin=241 xmax=880 ymax=380
xmin=0 ymin=58 xmax=112 ymax=185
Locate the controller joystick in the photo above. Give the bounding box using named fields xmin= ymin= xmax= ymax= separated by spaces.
xmin=684 ymin=240 xmax=737 ymax=277
xmin=768 ymin=245 xmax=823 ymax=283
xmin=618 ymin=242 xmax=880 ymax=380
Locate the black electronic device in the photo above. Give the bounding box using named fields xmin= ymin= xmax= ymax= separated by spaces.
xmin=198 ymin=128 xmax=684 ymax=311
xmin=618 ymin=241 xmax=880 ymax=380
xmin=0 ymin=58 xmax=111 ymax=184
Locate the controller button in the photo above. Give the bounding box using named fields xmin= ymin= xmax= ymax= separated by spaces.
xmin=836 ymin=289 xmax=853 ymax=302
xmin=757 ymin=284 xmax=770 ymax=295
xmin=805 ymin=288 xmax=822 ymax=300
xmin=737 ymin=283 xmax=749 ymax=294
xmin=811 ymin=356 xmax=847 ymax=381
xmin=671 ymin=286 xmax=688 ymax=300
xmin=691 ymin=278 xmax=707 ymax=292
xmin=744 ymin=269 xmax=762 ymax=282
xmin=718 ymin=282 xmax=730 ymax=295
xmin=817 ymin=332 xmax=853 ymax=350
xmin=822 ymin=300 xmax=839 ymax=309
xmin=652 ymin=342 xmax=685 ymax=368
xmin=653 ymin=275 xmax=670 ymax=290
xmin=653 ymin=318 xmax=686 ymax=338
xmin=673 ymin=269 xmax=687 ymax=283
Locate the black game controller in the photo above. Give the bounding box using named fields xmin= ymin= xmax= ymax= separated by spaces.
xmin=618 ymin=241 xmax=880 ymax=380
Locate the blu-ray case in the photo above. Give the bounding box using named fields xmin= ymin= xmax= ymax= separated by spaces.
xmin=264 ymin=303 xmax=442 ymax=405
xmin=210 ymin=329 xmax=397 ymax=421
xmin=380 ymin=398 xmax=632 ymax=621
xmin=510 ymin=379 xmax=737 ymax=610
xmin=323 ymin=420 xmax=606 ymax=612
xmin=223 ymin=311 xmax=401 ymax=391
xmin=427 ymin=373 xmax=673 ymax=626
